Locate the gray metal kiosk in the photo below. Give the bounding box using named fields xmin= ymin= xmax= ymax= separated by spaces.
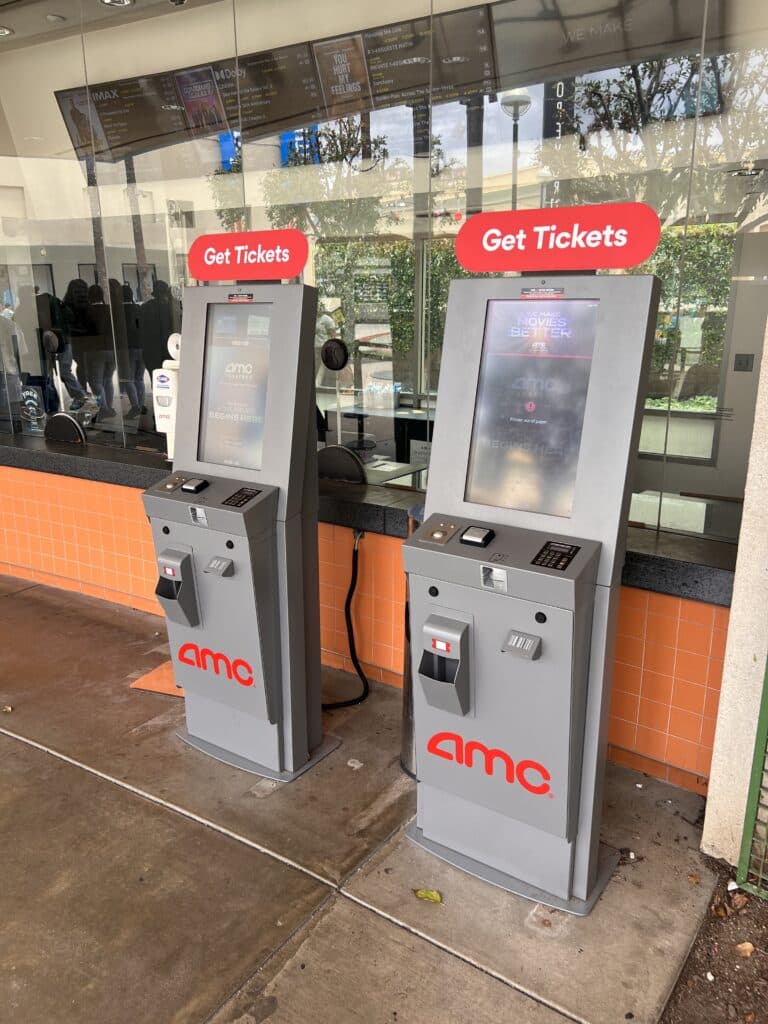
xmin=403 ymin=274 xmax=660 ymax=913
xmin=143 ymin=284 xmax=336 ymax=780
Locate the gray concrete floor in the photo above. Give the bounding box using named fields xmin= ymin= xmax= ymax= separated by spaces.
xmin=0 ymin=575 xmax=716 ymax=1024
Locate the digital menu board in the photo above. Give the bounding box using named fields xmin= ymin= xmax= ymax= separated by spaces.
xmin=212 ymin=45 xmax=324 ymax=138
xmin=198 ymin=303 xmax=272 ymax=472
xmin=312 ymin=35 xmax=372 ymax=118
xmin=56 ymin=76 xmax=190 ymax=161
xmin=363 ymin=17 xmax=432 ymax=108
xmin=465 ymin=298 xmax=599 ymax=517
xmin=362 ymin=7 xmax=495 ymax=109
xmin=174 ymin=65 xmax=229 ymax=136
xmin=57 ymin=5 xmax=499 ymax=163
xmin=431 ymin=6 xmax=496 ymax=102
xmin=57 ymin=46 xmax=322 ymax=161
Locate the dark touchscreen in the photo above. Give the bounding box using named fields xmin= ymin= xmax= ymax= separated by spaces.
xmin=198 ymin=303 xmax=272 ymax=471
xmin=465 ymin=298 xmax=599 ymax=517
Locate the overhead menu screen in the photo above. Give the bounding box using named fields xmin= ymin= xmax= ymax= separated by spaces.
xmin=464 ymin=298 xmax=599 ymax=518
xmin=198 ymin=303 xmax=272 ymax=472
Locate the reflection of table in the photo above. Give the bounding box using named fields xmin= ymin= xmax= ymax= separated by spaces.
xmin=342 ymin=404 xmax=434 ymax=462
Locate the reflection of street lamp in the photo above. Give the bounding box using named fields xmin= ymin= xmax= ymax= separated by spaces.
xmin=499 ymin=88 xmax=532 ymax=210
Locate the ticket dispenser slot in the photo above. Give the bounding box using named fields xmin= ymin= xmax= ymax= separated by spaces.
xmin=155 ymin=548 xmax=199 ymax=628
xmin=418 ymin=615 xmax=470 ymax=716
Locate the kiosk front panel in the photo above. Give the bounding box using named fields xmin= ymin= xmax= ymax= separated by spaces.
xmin=404 ymin=275 xmax=660 ymax=913
xmin=143 ymin=284 xmax=333 ymax=781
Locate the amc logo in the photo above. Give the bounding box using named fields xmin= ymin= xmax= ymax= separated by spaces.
xmin=427 ymin=731 xmax=551 ymax=795
xmin=178 ymin=642 xmax=254 ymax=687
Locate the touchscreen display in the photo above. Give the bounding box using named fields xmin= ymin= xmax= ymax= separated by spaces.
xmin=197 ymin=303 xmax=272 ymax=471
xmin=464 ymin=298 xmax=599 ymax=517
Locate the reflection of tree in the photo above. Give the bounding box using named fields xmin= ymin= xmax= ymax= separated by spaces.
xmin=263 ymin=117 xmax=407 ymax=388
xmin=540 ymin=49 xmax=765 ymax=399
xmin=633 ymin=224 xmax=736 ymax=310
xmin=312 ymin=237 xmax=483 ymax=393
xmin=209 ymin=151 xmax=248 ymax=232
xmin=540 ymin=51 xmax=768 ymax=224
xmin=633 ymin=224 xmax=735 ymax=394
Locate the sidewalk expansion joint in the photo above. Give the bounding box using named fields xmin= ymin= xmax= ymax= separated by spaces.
xmin=0 ymin=726 xmax=336 ymax=888
xmin=339 ymin=890 xmax=584 ymax=1024
xmin=0 ymin=725 xmax=579 ymax=1023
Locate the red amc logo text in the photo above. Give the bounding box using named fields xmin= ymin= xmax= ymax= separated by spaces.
xmin=427 ymin=731 xmax=551 ymax=795
xmin=178 ymin=642 xmax=254 ymax=687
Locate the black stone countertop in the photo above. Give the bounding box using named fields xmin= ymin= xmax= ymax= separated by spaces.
xmin=0 ymin=435 xmax=735 ymax=606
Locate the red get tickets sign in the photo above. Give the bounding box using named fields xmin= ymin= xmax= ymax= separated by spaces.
xmin=455 ymin=203 xmax=660 ymax=273
xmin=188 ymin=229 xmax=308 ymax=281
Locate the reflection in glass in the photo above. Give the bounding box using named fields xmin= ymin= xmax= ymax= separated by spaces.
xmin=198 ymin=303 xmax=272 ymax=471
xmin=465 ymin=299 xmax=599 ymax=516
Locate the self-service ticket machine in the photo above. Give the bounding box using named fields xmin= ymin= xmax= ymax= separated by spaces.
xmin=143 ymin=284 xmax=336 ymax=780
xmin=403 ymin=274 xmax=660 ymax=913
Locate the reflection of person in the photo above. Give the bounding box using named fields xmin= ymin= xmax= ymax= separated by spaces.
xmin=62 ymin=279 xmax=92 ymax=399
xmin=116 ymin=282 xmax=146 ymax=419
xmin=314 ymin=304 xmax=337 ymax=388
xmin=84 ymin=283 xmax=117 ymax=419
xmin=36 ymin=291 xmax=87 ymax=410
xmin=139 ymin=280 xmax=181 ymax=379
xmin=0 ymin=314 xmax=22 ymax=425
xmin=13 ymin=285 xmax=42 ymax=376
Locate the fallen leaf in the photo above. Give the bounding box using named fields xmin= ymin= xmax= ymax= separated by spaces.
xmin=713 ymin=904 xmax=728 ymax=919
xmin=735 ymin=942 xmax=755 ymax=959
xmin=688 ymin=873 xmax=701 ymax=885
xmin=745 ymin=1013 xmax=755 ymax=1024
xmin=731 ymin=892 xmax=748 ymax=911
xmin=413 ymin=888 xmax=442 ymax=904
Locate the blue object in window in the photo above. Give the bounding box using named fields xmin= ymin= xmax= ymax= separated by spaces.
xmin=280 ymin=127 xmax=319 ymax=167
xmin=218 ymin=131 xmax=240 ymax=171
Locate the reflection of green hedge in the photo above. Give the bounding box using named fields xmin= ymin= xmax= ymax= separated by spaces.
xmin=314 ymin=238 xmax=484 ymax=360
xmin=633 ymin=224 xmax=736 ymax=308
xmin=314 ymin=226 xmax=735 ymax=388
xmin=646 ymin=396 xmax=718 ymax=412
xmin=652 ymin=322 xmax=680 ymax=372
xmin=701 ymin=312 xmax=727 ymax=367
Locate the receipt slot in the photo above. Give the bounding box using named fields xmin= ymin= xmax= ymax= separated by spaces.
xmin=403 ymin=275 xmax=660 ymax=913
xmin=143 ymin=285 xmax=337 ymax=780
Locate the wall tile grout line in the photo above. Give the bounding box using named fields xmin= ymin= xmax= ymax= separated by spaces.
xmin=0 ymin=724 xmax=577 ymax=1022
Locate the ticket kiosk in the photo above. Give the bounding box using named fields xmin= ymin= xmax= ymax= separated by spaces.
xmin=143 ymin=284 xmax=336 ymax=780
xmin=403 ymin=274 xmax=660 ymax=913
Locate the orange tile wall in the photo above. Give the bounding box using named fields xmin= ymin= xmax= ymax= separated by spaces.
xmin=608 ymin=587 xmax=728 ymax=797
xmin=0 ymin=466 xmax=728 ymax=794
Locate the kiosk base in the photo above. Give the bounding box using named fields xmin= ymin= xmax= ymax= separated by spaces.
xmin=178 ymin=730 xmax=340 ymax=782
xmin=407 ymin=823 xmax=619 ymax=917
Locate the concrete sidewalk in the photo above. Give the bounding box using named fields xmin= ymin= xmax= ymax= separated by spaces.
xmin=0 ymin=574 xmax=716 ymax=1023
